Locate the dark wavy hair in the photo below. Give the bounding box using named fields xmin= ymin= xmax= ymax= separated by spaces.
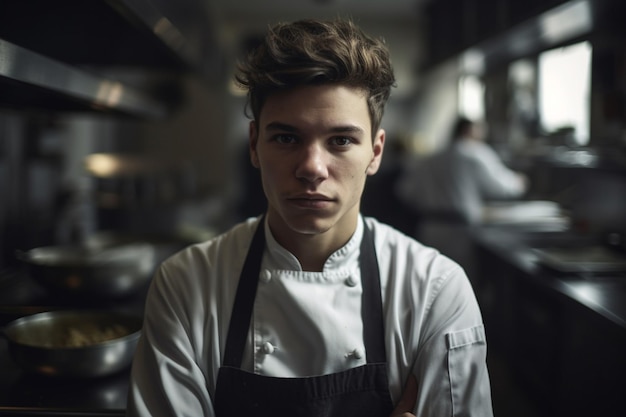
xmin=235 ymin=19 xmax=396 ymax=135
xmin=451 ymin=117 xmax=475 ymax=142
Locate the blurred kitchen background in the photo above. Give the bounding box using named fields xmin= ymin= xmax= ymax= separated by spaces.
xmin=1 ymin=0 xmax=626 ymax=416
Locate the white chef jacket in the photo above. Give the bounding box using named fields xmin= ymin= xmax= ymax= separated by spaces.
xmin=127 ymin=215 xmax=493 ymax=417
xmin=397 ymin=139 xmax=526 ymax=224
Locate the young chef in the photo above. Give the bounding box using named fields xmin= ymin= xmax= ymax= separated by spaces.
xmin=127 ymin=18 xmax=493 ymax=417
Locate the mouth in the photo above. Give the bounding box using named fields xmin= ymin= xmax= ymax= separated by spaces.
xmin=287 ymin=193 xmax=334 ymax=209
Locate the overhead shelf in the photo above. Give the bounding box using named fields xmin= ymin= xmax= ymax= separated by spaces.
xmin=423 ymin=0 xmax=626 ymax=71
xmin=0 ymin=39 xmax=167 ymax=118
xmin=0 ymin=0 xmax=209 ymax=71
xmin=464 ymin=0 xmax=596 ymax=71
xmin=0 ymin=0 xmax=217 ymax=116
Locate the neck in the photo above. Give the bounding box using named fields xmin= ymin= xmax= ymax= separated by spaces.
xmin=286 ymin=234 xmax=335 ymax=272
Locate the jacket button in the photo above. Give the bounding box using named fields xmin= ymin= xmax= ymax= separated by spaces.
xmin=262 ymin=342 xmax=275 ymax=354
xmin=260 ymin=270 xmax=272 ymax=283
xmin=345 ymin=275 xmax=358 ymax=287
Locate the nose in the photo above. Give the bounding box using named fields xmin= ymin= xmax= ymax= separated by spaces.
xmin=295 ymin=142 xmax=329 ymax=183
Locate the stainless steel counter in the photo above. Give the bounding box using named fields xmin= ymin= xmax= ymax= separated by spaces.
xmin=471 ymin=226 xmax=626 ymax=328
xmin=471 ymin=224 xmax=626 ymax=416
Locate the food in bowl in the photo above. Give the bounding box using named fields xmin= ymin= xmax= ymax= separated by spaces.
xmin=3 ymin=311 xmax=143 ymax=378
xmin=41 ymin=323 xmax=130 ymax=348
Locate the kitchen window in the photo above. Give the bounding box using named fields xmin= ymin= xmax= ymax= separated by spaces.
xmin=538 ymin=41 xmax=592 ymax=145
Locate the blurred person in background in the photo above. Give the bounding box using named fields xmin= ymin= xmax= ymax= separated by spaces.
xmin=396 ymin=116 xmax=528 ymax=274
xmin=398 ymin=117 xmax=528 ymax=225
xmin=128 ymin=20 xmax=493 ymax=417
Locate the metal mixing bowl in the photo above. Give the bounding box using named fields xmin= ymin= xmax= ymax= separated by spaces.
xmin=17 ymin=241 xmax=156 ymax=299
xmin=2 ymin=310 xmax=142 ymax=378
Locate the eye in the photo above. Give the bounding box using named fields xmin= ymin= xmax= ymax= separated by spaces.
xmin=330 ymin=136 xmax=353 ymax=147
xmin=273 ymin=134 xmax=298 ymax=144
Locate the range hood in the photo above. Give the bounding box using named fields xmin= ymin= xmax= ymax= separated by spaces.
xmin=0 ymin=0 xmax=217 ymax=118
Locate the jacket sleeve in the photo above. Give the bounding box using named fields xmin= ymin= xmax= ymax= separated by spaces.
xmin=411 ymin=267 xmax=494 ymax=417
xmin=126 ymin=263 xmax=215 ymax=417
xmin=471 ymin=144 xmax=526 ymax=199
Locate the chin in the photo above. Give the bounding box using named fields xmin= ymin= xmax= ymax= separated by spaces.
xmin=287 ymin=217 xmax=333 ymax=235
xmin=278 ymin=211 xmax=337 ymax=235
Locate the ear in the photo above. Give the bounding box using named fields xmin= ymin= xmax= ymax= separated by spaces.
xmin=366 ymin=129 xmax=385 ymax=175
xmin=249 ymin=120 xmax=260 ymax=168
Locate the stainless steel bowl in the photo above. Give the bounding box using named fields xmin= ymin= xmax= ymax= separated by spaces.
xmin=2 ymin=310 xmax=142 ymax=378
xmin=17 ymin=241 xmax=156 ymax=299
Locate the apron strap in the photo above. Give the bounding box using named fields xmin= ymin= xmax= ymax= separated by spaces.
xmin=222 ymin=216 xmax=386 ymax=367
xmin=222 ymin=216 xmax=266 ymax=367
xmin=360 ymin=222 xmax=387 ymax=364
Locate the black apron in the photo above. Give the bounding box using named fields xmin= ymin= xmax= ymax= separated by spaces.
xmin=213 ymin=218 xmax=394 ymax=417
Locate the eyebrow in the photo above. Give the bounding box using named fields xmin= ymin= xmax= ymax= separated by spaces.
xmin=265 ymin=121 xmax=365 ymax=135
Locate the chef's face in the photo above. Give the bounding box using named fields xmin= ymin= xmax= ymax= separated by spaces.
xmin=249 ymin=84 xmax=384 ymax=242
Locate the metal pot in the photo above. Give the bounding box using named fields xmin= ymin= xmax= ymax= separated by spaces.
xmin=2 ymin=310 xmax=142 ymax=378
xmin=17 ymin=241 xmax=156 ymax=299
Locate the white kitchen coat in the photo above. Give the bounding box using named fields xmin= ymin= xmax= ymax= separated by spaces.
xmin=397 ymin=139 xmax=527 ymax=224
xmin=127 ymin=215 xmax=493 ymax=417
